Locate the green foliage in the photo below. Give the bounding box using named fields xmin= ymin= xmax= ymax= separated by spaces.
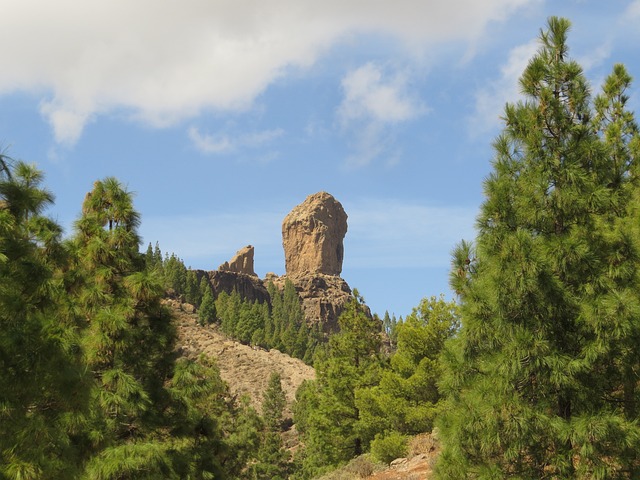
xmin=251 ymin=372 xmax=291 ymax=480
xmin=381 ymin=311 xmax=399 ymax=348
xmin=0 ymin=157 xmax=286 ymax=478
xmin=370 ymin=432 xmax=408 ymax=465
xmin=184 ymin=269 xmax=201 ymax=306
xmin=357 ymin=296 xmax=459 ymax=444
xmin=220 ymin=396 xmax=263 ymax=478
xmin=214 ymin=280 xmax=322 ymax=364
xmin=164 ymin=252 xmax=187 ymax=294
xmin=262 ymin=372 xmax=287 ymax=432
xmin=294 ymin=291 xmax=384 ymax=476
xmin=437 ymin=17 xmax=640 ymax=479
xmin=198 ymin=286 xmax=216 ymax=326
xmin=0 ymin=159 xmax=88 ymax=479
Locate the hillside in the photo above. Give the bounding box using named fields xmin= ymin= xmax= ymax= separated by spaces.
xmin=170 ymin=300 xmax=315 ymax=417
xmin=170 ymin=300 xmax=438 ymax=480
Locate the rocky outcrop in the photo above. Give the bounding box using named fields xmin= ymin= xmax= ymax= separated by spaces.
xmin=197 ymin=192 xmax=365 ymax=331
xmin=207 ymin=270 xmax=270 ymax=304
xmin=282 ymin=192 xmax=347 ymax=277
xmin=219 ymin=245 xmax=256 ymax=276
xmin=269 ymin=273 xmax=353 ymax=332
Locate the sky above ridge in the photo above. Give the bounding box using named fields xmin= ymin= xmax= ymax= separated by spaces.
xmin=1 ymin=0 xmax=639 ymax=317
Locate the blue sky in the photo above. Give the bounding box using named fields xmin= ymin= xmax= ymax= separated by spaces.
xmin=1 ymin=0 xmax=639 ymax=318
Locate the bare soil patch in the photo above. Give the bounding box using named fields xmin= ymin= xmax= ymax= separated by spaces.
xmin=170 ymin=301 xmax=315 ymax=418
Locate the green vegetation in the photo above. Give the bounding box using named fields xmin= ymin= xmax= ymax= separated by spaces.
xmin=214 ymin=281 xmax=323 ymax=364
xmin=293 ymin=293 xmax=458 ymax=478
xmin=3 ymin=15 xmax=639 ymax=480
xmin=357 ymin=296 xmax=459 ymax=450
xmin=0 ymin=159 xmax=88 ymax=479
xmin=251 ymin=372 xmax=291 ymax=480
xmin=436 ymin=17 xmax=640 ymax=479
xmin=0 ymin=161 xmax=272 ymax=479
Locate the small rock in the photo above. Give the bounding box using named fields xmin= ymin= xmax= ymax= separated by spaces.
xmin=390 ymin=458 xmax=408 ymax=467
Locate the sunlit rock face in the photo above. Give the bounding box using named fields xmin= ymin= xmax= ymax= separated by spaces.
xmin=218 ymin=245 xmax=256 ymax=276
xmin=281 ymin=191 xmax=348 ymax=277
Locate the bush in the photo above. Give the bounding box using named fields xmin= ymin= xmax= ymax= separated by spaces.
xmin=370 ymin=431 xmax=408 ymax=464
xmin=408 ymin=432 xmax=438 ymax=456
xmin=315 ymin=454 xmax=384 ymax=480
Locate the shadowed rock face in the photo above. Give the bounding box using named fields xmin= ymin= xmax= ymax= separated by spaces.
xmin=207 ymin=270 xmax=270 ymax=305
xmin=282 ymin=192 xmax=348 ymax=277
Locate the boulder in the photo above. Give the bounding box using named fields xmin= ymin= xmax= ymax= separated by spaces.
xmin=282 ymin=192 xmax=347 ymax=277
xmin=219 ymin=245 xmax=256 ymax=276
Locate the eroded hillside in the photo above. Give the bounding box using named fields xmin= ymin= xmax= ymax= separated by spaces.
xmin=170 ymin=301 xmax=315 ymax=417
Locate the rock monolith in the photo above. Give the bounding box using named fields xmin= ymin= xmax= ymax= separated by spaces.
xmin=282 ymin=192 xmax=347 ymax=277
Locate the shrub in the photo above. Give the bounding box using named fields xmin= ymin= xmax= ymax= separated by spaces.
xmin=370 ymin=431 xmax=408 ymax=464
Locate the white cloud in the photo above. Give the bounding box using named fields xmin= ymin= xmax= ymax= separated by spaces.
xmin=0 ymin=0 xmax=538 ymax=145
xmin=470 ymin=39 xmax=539 ymax=136
xmin=338 ymin=62 xmax=426 ymax=167
xmin=626 ymin=0 xmax=640 ymax=18
xmin=39 ymin=101 xmax=94 ymax=145
xmin=576 ymin=42 xmax=612 ymax=72
xmin=338 ymin=63 xmax=423 ymax=125
xmin=188 ymin=127 xmax=284 ymax=155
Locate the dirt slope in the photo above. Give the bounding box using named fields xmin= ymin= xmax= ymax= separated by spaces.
xmin=170 ymin=302 xmax=315 ymax=417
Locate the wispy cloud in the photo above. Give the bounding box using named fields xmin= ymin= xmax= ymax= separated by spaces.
xmin=188 ymin=127 xmax=284 ymax=155
xmin=469 ymin=39 xmax=538 ymax=136
xmin=337 ymin=62 xmax=426 ymax=167
xmin=338 ymin=63 xmax=423 ymax=124
xmin=626 ymin=0 xmax=640 ymax=18
xmin=344 ymin=198 xmax=477 ymax=269
xmin=0 ymin=0 xmax=538 ymax=145
xmin=576 ymin=42 xmax=611 ymax=72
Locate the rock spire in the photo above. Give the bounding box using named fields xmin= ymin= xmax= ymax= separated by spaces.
xmin=281 ymin=192 xmax=347 ymax=277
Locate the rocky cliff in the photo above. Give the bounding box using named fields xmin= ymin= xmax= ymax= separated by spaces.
xmin=199 ymin=192 xmax=366 ymax=331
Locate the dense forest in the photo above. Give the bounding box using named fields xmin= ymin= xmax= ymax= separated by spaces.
xmin=2 ymin=17 xmax=640 ymax=479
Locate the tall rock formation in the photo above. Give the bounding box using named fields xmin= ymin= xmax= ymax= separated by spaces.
xmin=277 ymin=192 xmax=359 ymax=331
xmin=282 ymin=192 xmax=347 ymax=277
xmin=219 ymin=245 xmax=256 ymax=276
xmin=205 ymin=245 xmax=267 ymax=304
xmin=198 ymin=192 xmax=365 ymax=332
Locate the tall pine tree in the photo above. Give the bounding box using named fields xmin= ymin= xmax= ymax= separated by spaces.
xmin=0 ymin=159 xmax=88 ymax=479
xmin=437 ymin=18 xmax=640 ymax=479
xmin=294 ymin=291 xmax=383 ymax=476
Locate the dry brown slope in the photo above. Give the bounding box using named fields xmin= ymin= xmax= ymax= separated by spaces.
xmin=171 ymin=302 xmax=315 ymax=417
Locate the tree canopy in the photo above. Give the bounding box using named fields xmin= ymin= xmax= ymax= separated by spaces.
xmin=437 ymin=17 xmax=640 ymax=479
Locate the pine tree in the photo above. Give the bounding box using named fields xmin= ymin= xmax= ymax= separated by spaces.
xmin=198 ymin=286 xmax=216 ymax=326
xmin=437 ymin=17 xmax=640 ymax=479
xmin=199 ymin=274 xmax=211 ymax=302
xmin=357 ymin=296 xmax=459 ymax=445
xmin=252 ymin=372 xmax=291 ymax=479
xmin=0 ymin=159 xmax=88 ymax=479
xmin=144 ymin=242 xmax=154 ymax=270
xmin=152 ymin=241 xmax=163 ymax=275
xmin=164 ymin=253 xmax=187 ymax=295
xmin=72 ymin=178 xmax=180 ymax=472
xmin=262 ymin=372 xmax=287 ymax=432
xmin=184 ymin=269 xmax=200 ymax=306
xmin=294 ymin=291 xmax=383 ymax=474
